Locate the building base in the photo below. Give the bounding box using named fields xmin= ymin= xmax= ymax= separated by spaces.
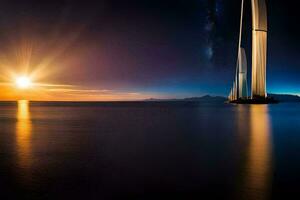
xmin=229 ymin=96 xmax=279 ymax=104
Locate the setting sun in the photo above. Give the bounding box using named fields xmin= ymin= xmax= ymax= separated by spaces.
xmin=15 ymin=76 xmax=32 ymax=89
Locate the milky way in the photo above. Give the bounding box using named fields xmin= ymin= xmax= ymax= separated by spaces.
xmin=203 ymin=0 xmax=223 ymax=62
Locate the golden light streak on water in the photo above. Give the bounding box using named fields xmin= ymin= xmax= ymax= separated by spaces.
xmin=243 ymin=105 xmax=272 ymax=200
xmin=16 ymin=100 xmax=32 ymax=171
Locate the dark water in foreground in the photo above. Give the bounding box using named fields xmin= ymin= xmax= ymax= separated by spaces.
xmin=0 ymin=101 xmax=300 ymax=199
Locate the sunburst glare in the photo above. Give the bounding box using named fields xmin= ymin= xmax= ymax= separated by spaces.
xmin=15 ymin=76 xmax=32 ymax=89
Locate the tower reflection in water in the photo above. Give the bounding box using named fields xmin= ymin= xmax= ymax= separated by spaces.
xmin=16 ymin=100 xmax=32 ymax=171
xmin=242 ymin=105 xmax=272 ymax=200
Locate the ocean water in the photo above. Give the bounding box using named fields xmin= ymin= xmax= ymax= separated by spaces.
xmin=0 ymin=100 xmax=300 ymax=199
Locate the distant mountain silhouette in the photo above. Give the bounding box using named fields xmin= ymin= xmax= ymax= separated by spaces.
xmin=145 ymin=94 xmax=300 ymax=103
xmin=268 ymin=94 xmax=300 ymax=102
xmin=144 ymin=95 xmax=227 ymax=102
xmin=183 ymin=95 xmax=227 ymax=102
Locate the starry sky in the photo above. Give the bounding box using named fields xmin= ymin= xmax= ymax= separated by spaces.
xmin=0 ymin=0 xmax=298 ymax=100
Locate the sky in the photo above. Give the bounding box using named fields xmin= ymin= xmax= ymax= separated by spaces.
xmin=0 ymin=0 xmax=298 ymax=100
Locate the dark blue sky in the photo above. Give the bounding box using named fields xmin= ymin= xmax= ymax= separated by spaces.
xmin=0 ymin=0 xmax=298 ymax=98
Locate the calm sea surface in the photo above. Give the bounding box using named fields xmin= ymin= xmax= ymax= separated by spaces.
xmin=0 ymin=100 xmax=300 ymax=199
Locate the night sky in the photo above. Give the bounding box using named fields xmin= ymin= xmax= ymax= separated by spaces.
xmin=0 ymin=0 xmax=298 ymax=100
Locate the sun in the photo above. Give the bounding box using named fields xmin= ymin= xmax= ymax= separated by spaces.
xmin=15 ymin=76 xmax=32 ymax=89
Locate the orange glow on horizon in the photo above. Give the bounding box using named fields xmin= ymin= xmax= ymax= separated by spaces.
xmin=0 ymin=79 xmax=159 ymax=101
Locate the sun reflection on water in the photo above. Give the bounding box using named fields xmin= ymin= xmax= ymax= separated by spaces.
xmin=16 ymin=100 xmax=32 ymax=170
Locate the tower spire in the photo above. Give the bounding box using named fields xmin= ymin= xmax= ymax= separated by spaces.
xmin=251 ymin=0 xmax=268 ymax=99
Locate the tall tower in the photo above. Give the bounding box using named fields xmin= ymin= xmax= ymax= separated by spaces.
xmin=251 ymin=0 xmax=268 ymax=98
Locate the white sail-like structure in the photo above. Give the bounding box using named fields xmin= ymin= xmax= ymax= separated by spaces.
xmin=229 ymin=47 xmax=248 ymax=101
xmin=228 ymin=0 xmax=268 ymax=102
xmin=233 ymin=82 xmax=237 ymax=101
xmin=251 ymin=0 xmax=267 ymax=98
xmin=228 ymin=0 xmax=245 ymax=101
xmin=238 ymin=47 xmax=248 ymax=98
